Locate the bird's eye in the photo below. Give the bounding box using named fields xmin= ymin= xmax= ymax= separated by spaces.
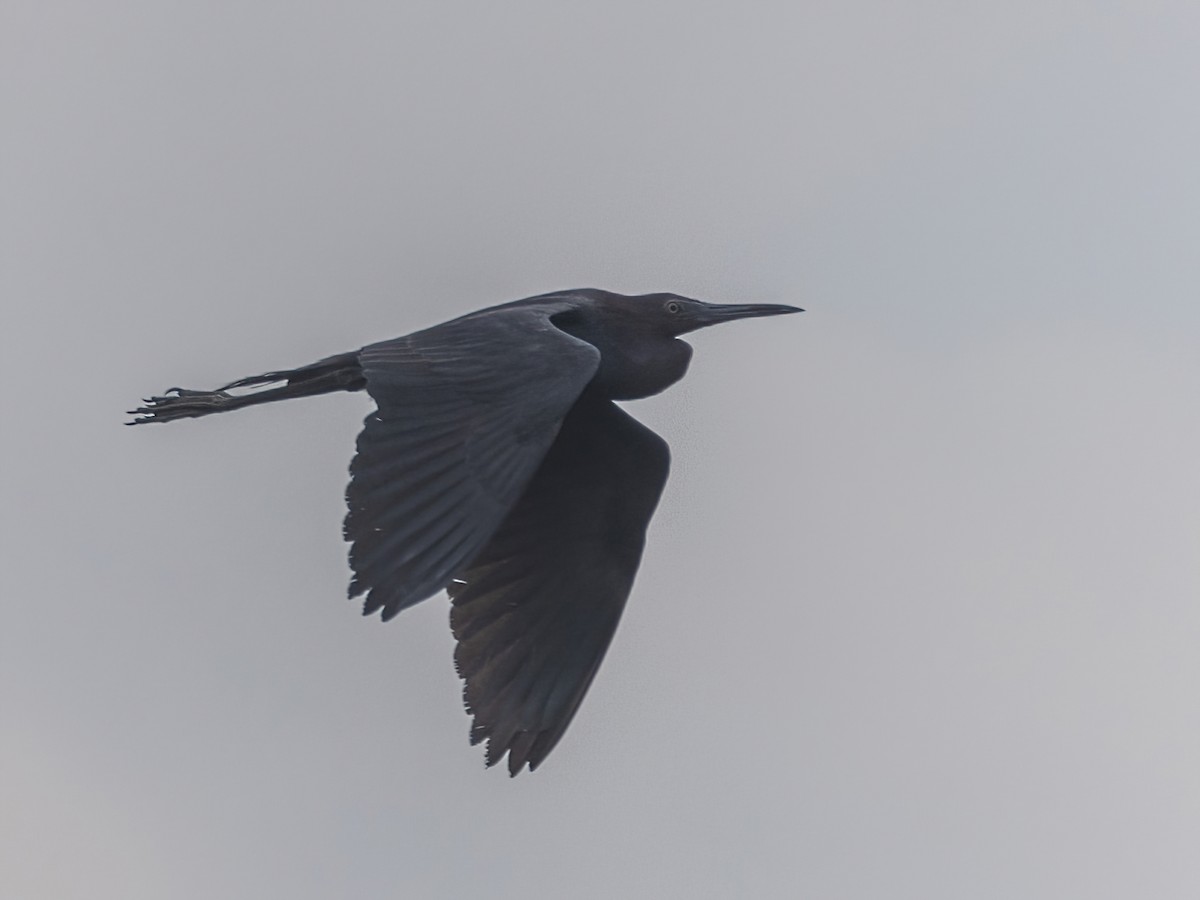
xmin=665 ymin=300 xmax=682 ymax=314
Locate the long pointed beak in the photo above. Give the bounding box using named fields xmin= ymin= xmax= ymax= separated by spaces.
xmin=694 ymin=302 xmax=804 ymax=329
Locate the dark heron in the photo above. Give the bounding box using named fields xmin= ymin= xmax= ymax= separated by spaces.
xmin=129 ymin=288 xmax=801 ymax=774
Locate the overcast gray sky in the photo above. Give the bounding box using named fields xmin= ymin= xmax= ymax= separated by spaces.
xmin=4 ymin=2 xmax=1199 ymax=898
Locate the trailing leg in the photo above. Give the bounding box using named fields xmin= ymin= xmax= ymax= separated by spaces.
xmin=127 ymin=352 xmax=365 ymax=424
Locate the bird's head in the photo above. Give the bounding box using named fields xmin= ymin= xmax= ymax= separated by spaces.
xmin=541 ymin=288 xmax=803 ymax=399
xmin=634 ymin=292 xmax=804 ymax=337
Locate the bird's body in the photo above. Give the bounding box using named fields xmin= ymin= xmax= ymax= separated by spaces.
xmin=130 ymin=288 xmax=800 ymax=774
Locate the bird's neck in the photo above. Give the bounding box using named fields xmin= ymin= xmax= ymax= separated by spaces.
xmin=587 ymin=336 xmax=693 ymax=401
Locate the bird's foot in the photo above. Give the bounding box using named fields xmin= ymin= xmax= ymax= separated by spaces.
xmin=125 ymin=388 xmax=234 ymax=424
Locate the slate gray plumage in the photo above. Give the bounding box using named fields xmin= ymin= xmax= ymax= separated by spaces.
xmin=129 ymin=289 xmax=801 ymax=774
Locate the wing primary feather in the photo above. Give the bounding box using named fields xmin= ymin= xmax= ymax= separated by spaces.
xmin=378 ymin=523 xmax=483 ymax=618
xmin=347 ymin=431 xmax=467 ymax=493
xmin=348 ymin=477 xmax=472 ymax=571
xmin=446 ymin=397 xmax=670 ymax=774
xmin=360 ymin=516 xmax=478 ymax=618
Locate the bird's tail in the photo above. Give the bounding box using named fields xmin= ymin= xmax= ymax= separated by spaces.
xmin=126 ymin=352 xmax=365 ymax=425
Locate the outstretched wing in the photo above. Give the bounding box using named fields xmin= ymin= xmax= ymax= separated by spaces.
xmin=346 ymin=305 xmax=600 ymax=620
xmin=448 ymin=396 xmax=670 ymax=775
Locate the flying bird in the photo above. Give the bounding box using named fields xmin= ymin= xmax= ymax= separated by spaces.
xmin=129 ymin=288 xmax=802 ymax=774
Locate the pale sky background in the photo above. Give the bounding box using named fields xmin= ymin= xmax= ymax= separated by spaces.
xmin=4 ymin=2 xmax=1199 ymax=898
